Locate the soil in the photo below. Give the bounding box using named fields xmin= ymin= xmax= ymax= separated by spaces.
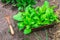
xmin=0 ymin=0 xmax=60 ymax=40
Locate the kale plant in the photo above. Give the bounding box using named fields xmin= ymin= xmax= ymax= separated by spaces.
xmin=13 ymin=1 xmax=59 ymax=34
xmin=1 ymin=0 xmax=36 ymax=10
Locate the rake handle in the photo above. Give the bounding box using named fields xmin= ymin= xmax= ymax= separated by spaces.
xmin=5 ymin=16 xmax=14 ymax=35
xmin=9 ymin=24 xmax=14 ymax=35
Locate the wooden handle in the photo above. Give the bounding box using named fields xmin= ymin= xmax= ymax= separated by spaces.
xmin=5 ymin=15 xmax=14 ymax=35
xmin=9 ymin=25 xmax=14 ymax=35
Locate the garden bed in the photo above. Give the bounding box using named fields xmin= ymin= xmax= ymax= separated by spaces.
xmin=0 ymin=0 xmax=60 ymax=40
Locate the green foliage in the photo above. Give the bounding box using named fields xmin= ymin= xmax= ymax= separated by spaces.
xmin=13 ymin=1 xmax=59 ymax=34
xmin=24 ymin=28 xmax=31 ymax=34
xmin=1 ymin=0 xmax=36 ymax=10
xmin=1 ymin=0 xmax=6 ymax=3
xmin=13 ymin=12 xmax=23 ymax=21
xmin=17 ymin=22 xmax=25 ymax=30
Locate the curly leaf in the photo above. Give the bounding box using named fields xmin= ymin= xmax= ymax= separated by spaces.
xmin=24 ymin=28 xmax=31 ymax=34
xmin=17 ymin=22 xmax=24 ymax=30
xmin=13 ymin=12 xmax=23 ymax=21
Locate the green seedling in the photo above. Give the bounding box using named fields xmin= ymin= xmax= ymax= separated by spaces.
xmin=8 ymin=29 xmax=10 ymax=33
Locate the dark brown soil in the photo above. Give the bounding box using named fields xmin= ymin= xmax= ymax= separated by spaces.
xmin=0 ymin=0 xmax=60 ymax=40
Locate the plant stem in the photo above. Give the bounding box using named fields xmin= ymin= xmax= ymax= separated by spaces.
xmin=45 ymin=29 xmax=48 ymax=40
